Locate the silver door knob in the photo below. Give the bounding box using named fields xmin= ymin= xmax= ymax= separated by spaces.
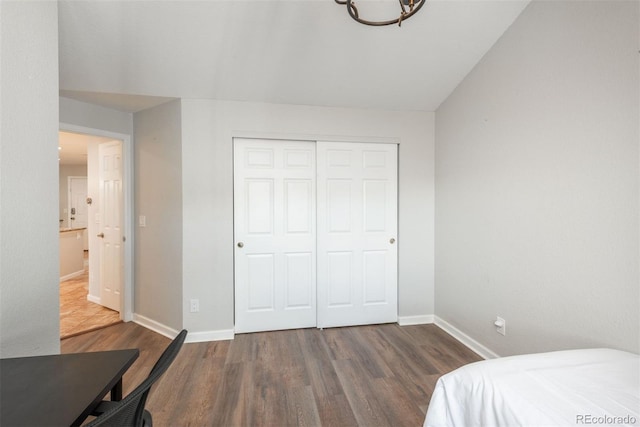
xmin=97 ymin=233 xmax=105 ymax=238
xmin=237 ymin=242 xmax=244 ymax=248
xmin=390 ymin=238 xmax=396 ymax=244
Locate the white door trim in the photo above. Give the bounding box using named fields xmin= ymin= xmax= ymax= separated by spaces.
xmin=59 ymin=122 xmax=134 ymax=322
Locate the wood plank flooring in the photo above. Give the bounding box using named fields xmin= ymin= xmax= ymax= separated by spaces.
xmin=60 ymin=269 xmax=122 ymax=339
xmin=62 ymin=322 xmax=482 ymax=427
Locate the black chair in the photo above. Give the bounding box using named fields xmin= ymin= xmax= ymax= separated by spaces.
xmin=84 ymin=329 xmax=188 ymax=427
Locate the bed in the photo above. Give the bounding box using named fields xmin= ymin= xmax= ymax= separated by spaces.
xmin=424 ymin=348 xmax=639 ymax=427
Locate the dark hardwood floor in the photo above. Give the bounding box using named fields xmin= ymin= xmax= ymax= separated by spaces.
xmin=62 ymin=322 xmax=481 ymax=427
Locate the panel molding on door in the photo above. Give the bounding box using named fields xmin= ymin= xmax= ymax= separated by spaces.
xmin=98 ymin=140 xmax=123 ymax=312
xmin=234 ymin=138 xmax=316 ymax=333
xmin=317 ymin=141 xmax=398 ymax=328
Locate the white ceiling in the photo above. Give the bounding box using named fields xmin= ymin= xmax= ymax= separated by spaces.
xmin=58 ymin=0 xmax=530 ymax=113
xmin=58 ymin=131 xmax=113 ymax=166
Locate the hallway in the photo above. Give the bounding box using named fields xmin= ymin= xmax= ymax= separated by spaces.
xmin=60 ymin=265 xmax=121 ymax=339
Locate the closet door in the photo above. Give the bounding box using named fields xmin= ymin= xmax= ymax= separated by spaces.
xmin=234 ymin=139 xmax=316 ymax=333
xmin=317 ymin=142 xmax=398 ymax=328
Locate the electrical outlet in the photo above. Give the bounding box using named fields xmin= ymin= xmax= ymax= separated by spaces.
xmin=189 ymin=299 xmax=199 ymax=313
xmin=495 ymin=316 xmax=506 ymax=336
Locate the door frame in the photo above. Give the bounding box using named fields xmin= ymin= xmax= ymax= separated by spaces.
xmin=59 ymin=122 xmax=134 ymax=322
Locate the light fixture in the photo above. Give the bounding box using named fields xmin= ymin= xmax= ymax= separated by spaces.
xmin=334 ymin=0 xmax=425 ymax=27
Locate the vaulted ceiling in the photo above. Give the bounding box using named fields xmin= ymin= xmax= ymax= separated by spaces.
xmin=58 ymin=0 xmax=530 ymax=113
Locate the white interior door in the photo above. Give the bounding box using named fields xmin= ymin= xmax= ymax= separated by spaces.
xmin=317 ymin=141 xmax=398 ymax=328
xmin=98 ymin=140 xmax=123 ymax=312
xmin=68 ymin=176 xmax=88 ymax=229
xmin=68 ymin=176 xmax=89 ymax=251
xmin=234 ymin=138 xmax=316 ymax=333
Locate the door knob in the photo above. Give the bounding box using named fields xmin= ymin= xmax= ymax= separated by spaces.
xmin=390 ymin=238 xmax=396 ymax=244
xmin=237 ymin=242 xmax=244 ymax=248
xmin=97 ymin=233 xmax=105 ymax=238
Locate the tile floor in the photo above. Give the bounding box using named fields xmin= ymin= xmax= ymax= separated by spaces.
xmin=59 ymin=260 xmax=121 ymax=339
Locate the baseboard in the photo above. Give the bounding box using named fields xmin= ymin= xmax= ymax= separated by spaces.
xmin=60 ymin=270 xmax=85 ymax=282
xmin=186 ymin=329 xmax=234 ymax=343
xmin=133 ymin=314 xmax=235 ymax=343
xmin=87 ymin=294 xmax=101 ymax=304
xmin=434 ymin=316 xmax=500 ymax=360
xmin=398 ymin=314 xmax=434 ymax=326
xmin=133 ymin=314 xmax=180 ymax=339
xmin=132 ymin=312 xmax=498 ymax=355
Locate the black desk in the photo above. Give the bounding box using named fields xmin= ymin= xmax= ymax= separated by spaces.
xmin=1 ymin=349 xmax=139 ymax=427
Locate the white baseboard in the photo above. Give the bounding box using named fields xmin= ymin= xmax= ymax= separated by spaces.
xmin=132 ymin=312 xmax=497 ymax=356
xmin=133 ymin=314 xmax=180 ymax=339
xmin=133 ymin=314 xmax=234 ymax=343
xmin=87 ymin=294 xmax=101 ymax=304
xmin=186 ymin=329 xmax=234 ymax=343
xmin=60 ymin=270 xmax=85 ymax=282
xmin=434 ymin=316 xmax=499 ymax=360
xmin=398 ymin=315 xmax=434 ymax=326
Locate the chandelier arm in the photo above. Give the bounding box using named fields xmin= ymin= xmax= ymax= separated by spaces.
xmin=347 ymin=1 xmax=360 ymax=19
xmin=398 ymin=0 xmax=407 ymax=14
xmin=344 ymin=0 xmax=426 ymax=27
xmin=346 ymin=0 xmax=399 ymax=26
xmin=401 ymin=0 xmax=425 ymax=18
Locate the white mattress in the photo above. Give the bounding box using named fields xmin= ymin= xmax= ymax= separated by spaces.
xmin=424 ymin=348 xmax=640 ymax=427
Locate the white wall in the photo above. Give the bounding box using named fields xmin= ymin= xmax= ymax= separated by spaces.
xmin=134 ymin=100 xmax=183 ymax=330
xmin=435 ymin=0 xmax=639 ymax=356
xmin=180 ymin=99 xmax=434 ymax=335
xmin=0 ymin=1 xmax=60 ymax=357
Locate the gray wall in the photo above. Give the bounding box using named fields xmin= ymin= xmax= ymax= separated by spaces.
xmin=60 ymin=97 xmax=133 ymax=136
xmin=435 ymin=1 xmax=639 ymax=356
xmin=134 ymin=100 xmax=183 ymax=330
xmin=0 ymin=1 xmax=60 ymax=357
xmin=180 ymin=99 xmax=435 ymax=334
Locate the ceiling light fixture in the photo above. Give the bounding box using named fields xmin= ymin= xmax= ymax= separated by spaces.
xmin=334 ymin=0 xmax=425 ymax=27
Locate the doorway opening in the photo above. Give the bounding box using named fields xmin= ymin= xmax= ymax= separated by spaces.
xmin=58 ymin=128 xmax=131 ymax=338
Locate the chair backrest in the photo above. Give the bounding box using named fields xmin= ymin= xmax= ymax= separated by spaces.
xmin=84 ymin=329 xmax=188 ymax=427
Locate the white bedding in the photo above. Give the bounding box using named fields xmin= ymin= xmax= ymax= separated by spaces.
xmin=424 ymin=348 xmax=639 ymax=427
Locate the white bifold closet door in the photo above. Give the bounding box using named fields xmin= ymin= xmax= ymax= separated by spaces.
xmin=316 ymin=141 xmax=398 ymax=328
xmin=234 ymin=138 xmax=397 ymax=333
xmin=234 ymin=139 xmax=317 ymax=333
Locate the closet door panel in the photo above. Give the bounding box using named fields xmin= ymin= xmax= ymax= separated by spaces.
xmin=317 ymin=141 xmax=398 ymax=328
xmin=234 ymin=139 xmax=316 ymax=333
